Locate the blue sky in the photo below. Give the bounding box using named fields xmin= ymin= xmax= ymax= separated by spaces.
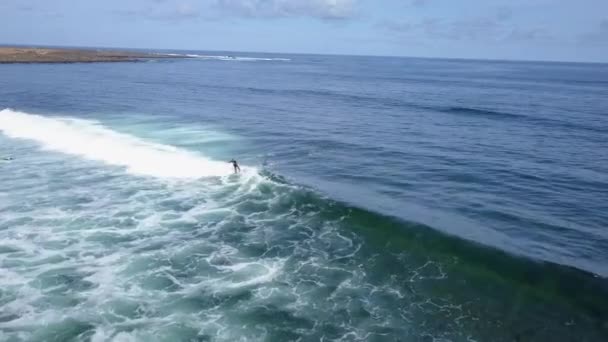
xmin=1 ymin=0 xmax=607 ymax=62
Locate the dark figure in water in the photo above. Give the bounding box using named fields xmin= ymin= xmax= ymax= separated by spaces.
xmin=229 ymin=159 xmax=241 ymax=173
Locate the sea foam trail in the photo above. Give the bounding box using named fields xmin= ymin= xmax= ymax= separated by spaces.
xmin=0 ymin=109 xmax=232 ymax=179
xmin=184 ymin=54 xmax=291 ymax=61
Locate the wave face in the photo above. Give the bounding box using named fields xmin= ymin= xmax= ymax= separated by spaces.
xmin=0 ymin=109 xmax=232 ymax=179
xmin=0 ymin=110 xmax=607 ymax=341
xmin=442 ymin=106 xmax=526 ymax=119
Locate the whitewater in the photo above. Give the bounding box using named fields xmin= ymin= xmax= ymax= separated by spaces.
xmin=0 ymin=109 xmax=300 ymax=341
xmin=0 ymin=109 xmax=233 ymax=179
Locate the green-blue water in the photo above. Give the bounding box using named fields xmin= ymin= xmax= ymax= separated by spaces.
xmin=1 ymin=52 xmax=607 ymax=341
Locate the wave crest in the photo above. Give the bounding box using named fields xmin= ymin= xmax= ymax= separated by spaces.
xmin=0 ymin=109 xmax=233 ymax=179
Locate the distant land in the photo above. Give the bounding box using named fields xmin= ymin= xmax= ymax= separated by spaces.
xmin=0 ymin=47 xmax=184 ymax=63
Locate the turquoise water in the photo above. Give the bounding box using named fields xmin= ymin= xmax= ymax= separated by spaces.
xmin=0 ymin=53 xmax=607 ymax=341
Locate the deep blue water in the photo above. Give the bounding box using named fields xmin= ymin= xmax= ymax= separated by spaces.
xmin=1 ymin=52 xmax=607 ymax=341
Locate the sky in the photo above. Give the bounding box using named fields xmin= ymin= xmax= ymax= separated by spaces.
xmin=1 ymin=0 xmax=607 ymax=62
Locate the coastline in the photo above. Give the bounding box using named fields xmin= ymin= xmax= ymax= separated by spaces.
xmin=0 ymin=47 xmax=184 ymax=63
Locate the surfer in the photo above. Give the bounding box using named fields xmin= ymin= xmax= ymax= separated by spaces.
xmin=229 ymin=159 xmax=241 ymax=173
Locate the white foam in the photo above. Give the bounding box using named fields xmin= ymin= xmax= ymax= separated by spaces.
xmin=196 ymin=259 xmax=284 ymax=293
xmin=0 ymin=109 xmax=232 ymax=179
xmin=183 ymin=54 xmax=290 ymax=62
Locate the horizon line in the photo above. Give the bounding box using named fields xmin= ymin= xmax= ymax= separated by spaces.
xmin=1 ymin=42 xmax=607 ymax=65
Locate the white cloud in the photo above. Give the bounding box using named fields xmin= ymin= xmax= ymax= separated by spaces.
xmin=115 ymin=1 xmax=201 ymax=21
xmin=117 ymin=0 xmax=356 ymax=21
xmin=173 ymin=3 xmax=199 ymax=18
xmin=214 ymin=0 xmax=356 ymax=19
xmin=380 ymin=16 xmax=554 ymax=45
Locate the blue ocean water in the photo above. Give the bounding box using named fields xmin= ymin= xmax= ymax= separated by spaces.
xmin=1 ymin=52 xmax=607 ymax=341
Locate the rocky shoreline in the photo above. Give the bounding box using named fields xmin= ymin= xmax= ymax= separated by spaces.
xmin=0 ymin=47 xmax=185 ymax=63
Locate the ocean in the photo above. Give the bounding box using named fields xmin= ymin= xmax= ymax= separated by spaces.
xmin=0 ymin=52 xmax=607 ymax=341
